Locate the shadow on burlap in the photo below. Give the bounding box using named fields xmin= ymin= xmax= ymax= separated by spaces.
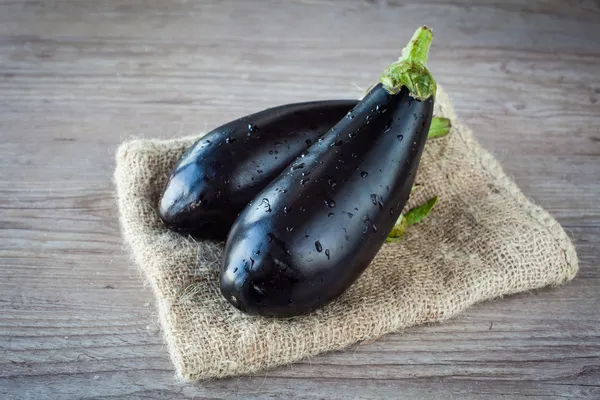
xmin=114 ymin=87 xmax=578 ymax=381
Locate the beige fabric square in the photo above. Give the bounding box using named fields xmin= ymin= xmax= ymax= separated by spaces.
xmin=115 ymin=87 xmax=578 ymax=381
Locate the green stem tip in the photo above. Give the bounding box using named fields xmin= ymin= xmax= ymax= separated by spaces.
xmin=401 ymin=26 xmax=433 ymax=64
xmin=380 ymin=26 xmax=436 ymax=100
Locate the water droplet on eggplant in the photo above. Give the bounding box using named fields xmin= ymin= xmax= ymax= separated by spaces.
xmin=325 ymin=249 xmax=330 ymax=259
xmin=360 ymin=171 xmax=369 ymax=178
xmin=261 ymin=198 xmax=272 ymax=212
xmin=315 ymin=241 xmax=323 ymax=252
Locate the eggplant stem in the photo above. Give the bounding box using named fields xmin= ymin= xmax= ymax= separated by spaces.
xmin=380 ymin=26 xmax=436 ymax=100
xmin=401 ymin=26 xmax=433 ymax=64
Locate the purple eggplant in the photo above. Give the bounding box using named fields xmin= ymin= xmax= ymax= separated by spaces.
xmin=159 ymin=100 xmax=358 ymax=239
xmin=159 ymin=102 xmax=448 ymax=241
xmin=221 ymin=27 xmax=437 ymax=317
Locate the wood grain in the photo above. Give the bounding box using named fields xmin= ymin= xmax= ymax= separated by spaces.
xmin=0 ymin=1 xmax=599 ymax=399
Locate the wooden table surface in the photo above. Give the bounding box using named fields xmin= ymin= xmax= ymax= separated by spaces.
xmin=1 ymin=1 xmax=599 ymax=399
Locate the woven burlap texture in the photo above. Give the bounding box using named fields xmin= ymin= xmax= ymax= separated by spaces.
xmin=115 ymin=87 xmax=578 ymax=381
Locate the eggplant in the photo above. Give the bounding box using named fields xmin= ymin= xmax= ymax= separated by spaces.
xmin=160 ymin=107 xmax=448 ymax=241
xmin=159 ymin=100 xmax=358 ymax=239
xmin=220 ymin=26 xmax=437 ymax=317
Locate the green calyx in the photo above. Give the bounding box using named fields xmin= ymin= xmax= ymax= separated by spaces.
xmin=404 ymin=196 xmax=438 ymax=225
xmin=386 ymin=196 xmax=438 ymax=243
xmin=427 ymin=117 xmax=451 ymax=139
xmin=380 ymin=26 xmax=436 ymax=100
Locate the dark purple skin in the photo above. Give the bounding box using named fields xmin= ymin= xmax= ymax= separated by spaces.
xmin=221 ymin=84 xmax=434 ymax=317
xmin=159 ymin=100 xmax=358 ymax=239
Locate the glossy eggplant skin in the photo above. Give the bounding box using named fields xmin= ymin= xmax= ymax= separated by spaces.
xmin=159 ymin=100 xmax=358 ymax=239
xmin=221 ymin=84 xmax=434 ymax=317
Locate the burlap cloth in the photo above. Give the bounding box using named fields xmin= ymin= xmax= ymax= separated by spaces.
xmin=114 ymin=87 xmax=578 ymax=381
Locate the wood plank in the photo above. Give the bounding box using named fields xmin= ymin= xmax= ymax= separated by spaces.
xmin=1 ymin=0 xmax=599 ymax=398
